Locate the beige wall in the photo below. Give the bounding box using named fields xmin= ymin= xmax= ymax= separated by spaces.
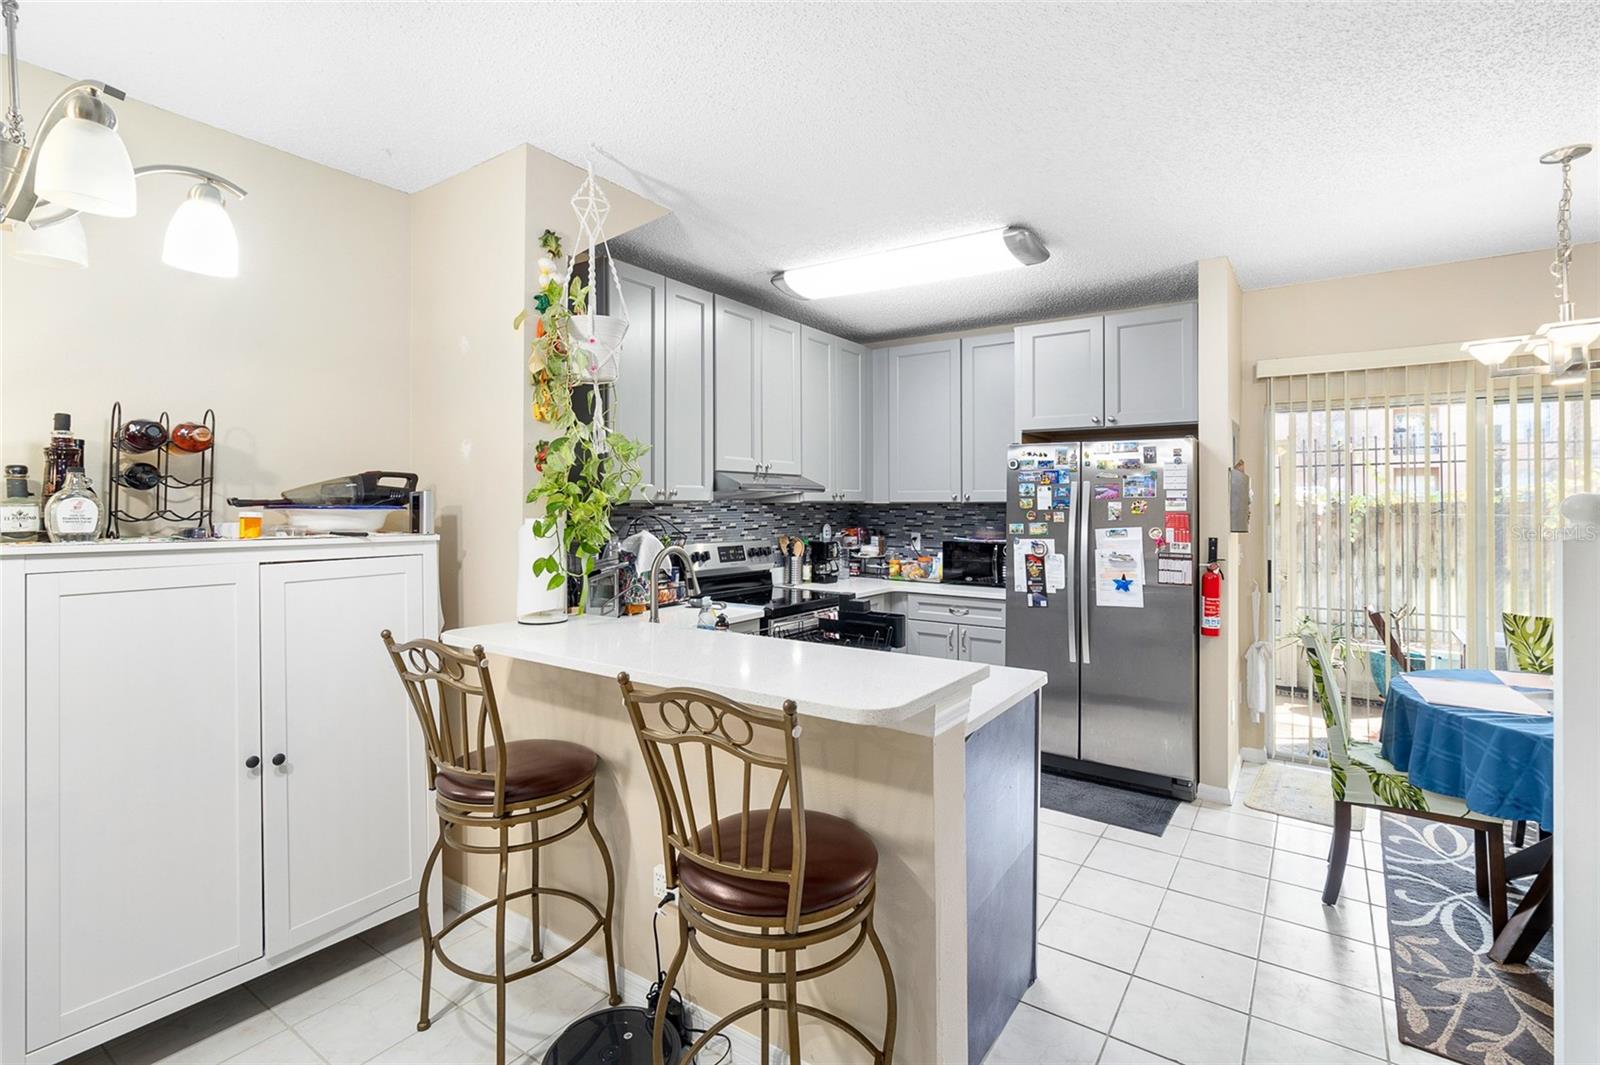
xmin=1234 ymin=242 xmax=1599 ymax=752
xmin=1 ymin=62 xmax=411 ymax=514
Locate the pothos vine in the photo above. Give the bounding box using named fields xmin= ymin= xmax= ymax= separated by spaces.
xmin=515 ymin=230 xmax=647 ymax=614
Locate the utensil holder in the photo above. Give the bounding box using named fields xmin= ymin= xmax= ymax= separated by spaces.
xmin=787 ymin=556 xmax=804 ymax=585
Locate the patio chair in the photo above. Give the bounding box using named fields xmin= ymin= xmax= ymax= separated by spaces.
xmin=1303 ymin=632 xmax=1510 ymax=933
xmin=1501 ymin=612 xmax=1555 ymax=674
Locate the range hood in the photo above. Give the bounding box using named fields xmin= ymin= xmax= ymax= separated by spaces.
xmin=714 ymin=470 xmax=825 ymax=499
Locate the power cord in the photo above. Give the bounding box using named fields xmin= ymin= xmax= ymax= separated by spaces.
xmin=644 ymin=890 xmax=732 ymax=1065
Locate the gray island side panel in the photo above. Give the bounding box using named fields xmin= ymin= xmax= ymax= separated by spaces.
xmin=964 ymin=691 xmax=1041 ymax=1064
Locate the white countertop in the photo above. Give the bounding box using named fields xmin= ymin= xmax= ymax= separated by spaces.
xmin=443 ymin=615 xmax=991 ymax=734
xmin=966 ymin=666 xmax=1048 ymax=737
xmin=623 ymin=600 xmax=765 ymax=628
xmin=783 ymin=577 xmax=1006 ymax=602
xmin=0 ymin=532 xmax=438 ymax=557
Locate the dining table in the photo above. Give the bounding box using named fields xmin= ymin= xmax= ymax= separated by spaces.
xmin=1380 ymin=667 xmax=1554 ymax=963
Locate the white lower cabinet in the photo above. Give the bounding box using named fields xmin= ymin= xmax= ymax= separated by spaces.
xmin=960 ymin=624 xmax=1007 ymax=665
xmin=3 ymin=539 xmax=439 ymax=1062
xmin=24 ymin=563 xmax=266 ymax=1048
xmin=260 ymin=555 xmax=428 ymax=954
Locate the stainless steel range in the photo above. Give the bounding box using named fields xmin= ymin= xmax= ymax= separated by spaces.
xmin=685 ymin=540 xmax=905 ymax=649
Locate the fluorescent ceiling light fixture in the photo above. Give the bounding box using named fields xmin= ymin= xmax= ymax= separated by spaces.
xmin=33 ymin=95 xmax=137 ymax=218
xmin=162 ymin=182 xmax=239 ymax=278
xmin=9 ymin=215 xmax=88 ymax=268
xmin=771 ymin=226 xmax=1049 ymax=300
xmin=1462 ymin=336 xmax=1525 ymax=367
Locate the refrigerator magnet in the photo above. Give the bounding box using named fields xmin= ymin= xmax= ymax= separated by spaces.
xmin=1052 ymin=512 xmax=1066 ymax=523
xmin=1093 ymin=483 xmax=1121 ymax=501
xmin=1130 ymin=500 xmax=1148 ymax=516
xmin=1028 ymin=522 xmax=1050 ymax=535
xmin=1165 ymin=496 xmax=1187 ymax=511
xmin=1106 ymin=501 xmax=1123 ymax=520
xmin=1008 ymin=522 xmax=1024 ymax=534
xmin=1123 ymin=473 xmax=1158 ymax=498
xmin=1143 ymin=445 xmax=1158 ymax=463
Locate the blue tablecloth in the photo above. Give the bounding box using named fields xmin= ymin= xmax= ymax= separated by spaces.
xmin=1380 ymin=668 xmax=1554 ymax=830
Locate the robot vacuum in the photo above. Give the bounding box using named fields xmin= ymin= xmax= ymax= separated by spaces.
xmin=541 ymin=1006 xmax=683 ymax=1065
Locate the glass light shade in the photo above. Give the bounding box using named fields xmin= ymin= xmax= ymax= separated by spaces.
xmin=1552 ymin=360 xmax=1594 ymax=388
xmin=1533 ymin=317 xmax=1600 ymax=355
xmin=162 ymin=184 xmax=239 ymax=278
xmin=773 ymin=226 xmax=1049 ymax=300
xmin=9 ymin=215 xmax=89 ymax=268
xmin=1462 ymin=336 xmax=1525 ymax=367
xmin=33 ymin=115 xmax=137 ymax=218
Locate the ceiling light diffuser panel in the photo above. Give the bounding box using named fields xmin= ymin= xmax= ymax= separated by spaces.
xmin=772 ymin=226 xmax=1049 ymax=300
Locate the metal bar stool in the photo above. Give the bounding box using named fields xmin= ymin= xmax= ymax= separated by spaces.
xmin=384 ymin=633 xmax=621 ymax=1065
xmin=617 ymin=672 xmax=896 ymax=1065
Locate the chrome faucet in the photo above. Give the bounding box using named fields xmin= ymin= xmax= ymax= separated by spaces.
xmin=648 ymin=546 xmax=701 ymax=623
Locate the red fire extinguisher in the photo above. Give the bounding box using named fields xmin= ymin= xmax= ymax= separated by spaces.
xmin=1201 ymin=563 xmax=1223 ymax=638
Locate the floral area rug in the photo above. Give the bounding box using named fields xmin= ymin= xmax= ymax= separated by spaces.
xmin=1381 ymin=814 xmax=1553 ymax=1065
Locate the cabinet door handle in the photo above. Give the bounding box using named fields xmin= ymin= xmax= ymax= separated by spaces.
xmin=961 ymin=630 xmax=969 ymax=655
xmin=1090 ymin=415 xmax=1102 ymax=425
xmin=271 ymin=753 xmax=287 ymax=767
xmin=1107 ymin=416 xmax=1119 ymax=425
xmin=947 ymin=629 xmax=956 ymax=653
xmin=245 ymin=755 xmax=261 ymax=770
xmin=950 ymin=492 xmax=958 ymax=501
xmin=964 ymin=492 xmax=971 ymax=501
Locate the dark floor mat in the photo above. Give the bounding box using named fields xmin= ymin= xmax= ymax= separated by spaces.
xmin=1040 ymin=770 xmax=1179 ymax=835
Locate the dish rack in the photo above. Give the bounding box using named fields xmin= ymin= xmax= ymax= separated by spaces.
xmin=104 ymin=402 xmax=216 ymax=539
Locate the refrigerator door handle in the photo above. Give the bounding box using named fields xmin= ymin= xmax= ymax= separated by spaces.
xmin=1079 ymin=466 xmax=1092 ymax=665
xmin=1064 ymin=478 xmax=1078 ymax=664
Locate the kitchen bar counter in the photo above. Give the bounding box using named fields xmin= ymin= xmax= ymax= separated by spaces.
xmin=443 ymin=615 xmax=997 ymax=734
xmin=441 ymin=611 xmax=1043 ymax=1064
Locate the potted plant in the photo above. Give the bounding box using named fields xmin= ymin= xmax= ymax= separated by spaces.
xmin=516 ymin=230 xmax=646 ymax=616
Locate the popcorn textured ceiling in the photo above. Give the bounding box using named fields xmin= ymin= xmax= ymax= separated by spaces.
xmin=11 ymin=1 xmax=1597 ymax=342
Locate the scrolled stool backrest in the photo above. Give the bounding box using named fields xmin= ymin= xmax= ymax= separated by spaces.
xmin=382 ymin=632 xmax=510 ymax=814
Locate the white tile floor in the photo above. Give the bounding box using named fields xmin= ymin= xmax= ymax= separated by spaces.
xmin=69 ymin=761 xmax=1438 ymax=1065
xmin=993 ymin=761 xmax=1434 ymax=1065
xmin=64 ymin=911 xmax=611 ymax=1064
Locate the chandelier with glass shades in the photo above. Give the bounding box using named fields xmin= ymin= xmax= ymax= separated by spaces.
xmin=1462 ymin=144 xmax=1598 ymax=385
xmin=0 ymin=0 xmax=247 ymax=275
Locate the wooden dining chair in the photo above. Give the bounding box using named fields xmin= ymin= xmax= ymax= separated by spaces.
xmin=1303 ymin=632 xmax=1510 ymax=933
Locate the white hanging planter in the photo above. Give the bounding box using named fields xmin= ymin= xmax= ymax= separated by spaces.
xmin=570 ymin=312 xmax=628 ymax=382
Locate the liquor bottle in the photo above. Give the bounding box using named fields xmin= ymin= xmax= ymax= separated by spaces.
xmin=42 ymin=412 xmax=84 ymax=506
xmin=43 ymin=468 xmax=103 ymax=543
xmin=117 ymin=418 xmax=168 ymax=453
xmin=1 ymin=465 xmax=41 ymax=543
xmin=117 ymin=461 xmax=162 ymax=491
xmin=169 ymin=421 xmax=213 ymax=453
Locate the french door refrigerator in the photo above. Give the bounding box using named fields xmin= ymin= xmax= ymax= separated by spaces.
xmin=1005 ymin=436 xmax=1199 ymax=798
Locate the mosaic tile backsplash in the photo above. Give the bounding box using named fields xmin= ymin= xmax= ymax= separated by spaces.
xmin=614 ymin=499 xmax=1008 ymax=547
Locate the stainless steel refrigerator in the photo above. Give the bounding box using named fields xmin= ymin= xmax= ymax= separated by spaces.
xmin=1004 ymin=436 xmax=1199 ymax=797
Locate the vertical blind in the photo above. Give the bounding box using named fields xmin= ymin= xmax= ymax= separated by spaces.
xmin=1263 ymin=356 xmax=1596 ymax=757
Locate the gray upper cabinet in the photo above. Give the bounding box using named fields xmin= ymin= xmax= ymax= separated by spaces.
xmin=887 ymin=339 xmax=962 ymax=502
xmin=1103 ymin=303 xmax=1198 ymax=428
xmin=661 ymin=280 xmax=715 ymax=501
xmin=800 ymin=327 xmax=834 ymax=500
xmin=832 ymin=340 xmax=869 ymax=501
xmin=1014 ymin=315 xmax=1104 ymax=432
xmin=610 ymin=264 xmax=714 ymax=501
xmin=759 ymin=313 xmax=804 ymax=475
xmin=960 ymin=333 xmax=1015 ymax=502
xmin=609 ymin=262 xmax=666 ymax=500
xmin=713 ymin=296 xmax=762 ymax=473
xmin=1014 ymin=303 xmax=1197 ymax=432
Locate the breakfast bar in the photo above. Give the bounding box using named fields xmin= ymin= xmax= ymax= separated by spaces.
xmin=441 ymin=616 xmax=1046 ymax=1065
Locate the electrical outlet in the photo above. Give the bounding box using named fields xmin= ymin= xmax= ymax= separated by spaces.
xmin=652 ymin=863 xmax=667 ymax=901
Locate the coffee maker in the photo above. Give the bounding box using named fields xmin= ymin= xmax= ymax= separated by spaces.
xmin=806 ymin=538 xmax=841 ymax=584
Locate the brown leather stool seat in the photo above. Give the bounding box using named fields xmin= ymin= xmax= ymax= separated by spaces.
xmin=434 ymin=739 xmax=598 ymax=806
xmin=678 ymin=810 xmax=877 ymax=917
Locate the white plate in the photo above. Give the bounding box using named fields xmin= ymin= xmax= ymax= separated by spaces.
xmin=279 ymin=508 xmax=392 ymax=532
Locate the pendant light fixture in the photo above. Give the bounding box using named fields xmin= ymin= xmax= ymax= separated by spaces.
xmin=1463 ymin=144 xmax=1597 ymax=382
xmin=0 ymin=0 xmax=247 ymax=275
xmin=771 ymin=225 xmax=1050 ymax=300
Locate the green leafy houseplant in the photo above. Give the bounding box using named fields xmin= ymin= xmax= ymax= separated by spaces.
xmin=516 ymin=230 xmax=647 ymax=614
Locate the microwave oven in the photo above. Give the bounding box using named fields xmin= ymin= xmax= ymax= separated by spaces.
xmin=941 ymin=539 xmax=1006 ymax=587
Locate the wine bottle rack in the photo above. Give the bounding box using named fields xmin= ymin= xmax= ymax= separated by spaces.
xmin=104 ymin=402 xmax=217 ymax=539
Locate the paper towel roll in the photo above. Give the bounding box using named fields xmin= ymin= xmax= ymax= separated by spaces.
xmin=517 ymin=518 xmax=568 ymax=625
